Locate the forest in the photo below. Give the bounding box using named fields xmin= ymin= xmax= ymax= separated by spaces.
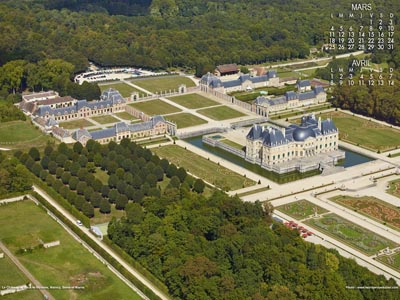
xmin=13 ymin=138 xmax=400 ymax=300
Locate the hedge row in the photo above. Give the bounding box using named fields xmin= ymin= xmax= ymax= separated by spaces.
xmin=31 ymin=191 xmax=163 ymax=300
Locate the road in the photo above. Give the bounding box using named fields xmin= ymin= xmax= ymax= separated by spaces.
xmin=32 ymin=185 xmax=171 ymax=300
xmin=0 ymin=241 xmax=54 ymax=300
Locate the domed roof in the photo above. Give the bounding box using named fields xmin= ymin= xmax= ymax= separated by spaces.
xmin=292 ymin=126 xmax=316 ymax=142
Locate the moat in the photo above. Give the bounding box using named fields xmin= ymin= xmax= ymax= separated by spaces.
xmin=184 ymin=136 xmax=374 ymax=184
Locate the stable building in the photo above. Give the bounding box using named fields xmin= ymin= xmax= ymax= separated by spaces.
xmin=245 ymin=114 xmax=344 ymax=173
xmin=34 ymin=88 xmax=125 ymax=121
xmin=72 ymin=115 xmax=173 ymax=145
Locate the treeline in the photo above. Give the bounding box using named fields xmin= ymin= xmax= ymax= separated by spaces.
xmin=18 ymin=139 xmax=206 ymax=218
xmin=1 ymin=0 xmax=386 ymax=73
xmin=108 ymin=185 xmax=400 ymax=299
xmin=0 ymin=59 xmax=101 ymax=102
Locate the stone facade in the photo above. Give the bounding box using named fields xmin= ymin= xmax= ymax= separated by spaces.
xmin=246 ymin=114 xmax=341 ymax=171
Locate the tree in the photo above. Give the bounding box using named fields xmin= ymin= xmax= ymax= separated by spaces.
xmin=160 ymin=158 xmax=169 ymax=172
xmin=76 ymin=181 xmax=87 ymax=194
xmin=153 ymin=166 xmax=164 ymax=181
xmin=40 ymin=169 xmax=49 ymax=181
xmin=61 ymin=172 xmax=71 ymax=184
xmin=169 ymin=176 xmax=181 ymax=189
xmin=56 ymin=153 xmax=68 ymax=167
xmin=48 ymin=161 xmax=57 ymax=174
xmin=82 ymin=201 xmax=94 ymax=218
xmin=32 ymin=163 xmax=43 ymax=177
xmin=125 ymin=202 xmax=144 ymax=224
xmin=176 ymin=167 xmax=187 ymax=183
xmin=108 ymin=189 xmax=119 ymax=203
xmin=90 ymin=192 xmax=102 ymax=208
xmin=166 ymin=164 xmax=177 ymax=178
xmin=99 ymin=198 xmax=111 ymax=214
xmin=84 ymin=186 xmax=95 ymax=201
xmin=68 ymin=176 xmax=79 ymax=190
xmin=44 ymin=145 xmax=54 ymax=156
xmin=40 ymin=156 xmax=50 ymax=169
xmin=78 ymin=155 xmax=88 ymax=167
xmin=193 ymin=179 xmax=205 ymax=193
xmin=101 ymin=185 xmax=110 ymax=197
xmin=28 ymin=147 xmax=40 ymax=161
xmin=73 ymin=142 xmax=83 ymax=154
xmin=116 ymin=194 xmax=128 ymax=210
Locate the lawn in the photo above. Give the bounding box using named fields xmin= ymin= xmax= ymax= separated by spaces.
xmin=167 ymin=93 xmax=219 ymax=109
xmin=197 ymin=106 xmax=246 ymax=120
xmin=128 ymin=99 xmax=181 ymax=115
xmin=132 ymin=76 xmax=196 ymax=94
xmin=0 ymin=200 xmax=141 ymax=300
xmin=114 ymin=111 xmax=139 ymax=121
xmin=276 ymin=200 xmax=328 ymax=220
xmin=99 ymin=82 xmax=148 ymax=98
xmin=387 ymin=178 xmax=400 ymax=199
xmin=93 ymin=168 xmax=109 ymax=185
xmin=59 ymin=118 xmax=95 ymax=129
xmin=237 ymin=186 xmax=270 ymax=197
xmin=220 ymin=139 xmax=245 ymax=150
xmin=0 ymin=255 xmax=43 ymax=300
xmin=331 ymin=195 xmax=400 ymax=229
xmin=91 ymin=204 xmax=126 ymax=225
xmin=0 ymin=120 xmax=55 ymax=150
xmin=318 ymin=111 xmax=400 ymax=151
xmin=152 ymin=145 xmax=255 ymax=191
xmin=91 ymin=115 xmax=120 ymax=124
xmin=164 ymin=113 xmax=207 ymax=128
xmin=305 ymin=213 xmax=398 ymax=255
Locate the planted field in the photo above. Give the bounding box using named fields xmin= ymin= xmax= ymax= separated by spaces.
xmin=319 ymin=111 xmax=400 ymax=151
xmin=305 ymin=213 xmax=397 ymax=255
xmin=91 ymin=115 xmax=120 ymax=124
xmin=164 ymin=113 xmax=207 ymax=128
xmin=276 ymin=200 xmax=328 ymax=219
xmin=152 ymin=145 xmax=255 ymax=191
xmin=129 ymin=99 xmax=181 ymax=115
xmin=331 ymin=195 xmax=400 ymax=229
xmin=198 ymin=106 xmax=246 ymax=120
xmin=132 ymin=76 xmax=196 ymax=93
xmin=0 ymin=120 xmax=55 ymax=150
xmin=167 ymin=93 xmax=219 ymax=109
xmin=100 ymin=82 xmax=147 ymax=97
xmin=0 ymin=255 xmax=43 ymax=300
xmin=0 ymin=200 xmax=141 ymax=300
xmin=59 ymin=118 xmax=94 ymax=129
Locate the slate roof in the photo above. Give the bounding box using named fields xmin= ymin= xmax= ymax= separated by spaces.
xmin=255 ymin=86 xmax=325 ymax=106
xmin=201 ymin=72 xmax=277 ymax=89
xmin=297 ymin=80 xmax=311 ymax=88
xmin=71 ymin=115 xmax=167 ymax=142
xmin=247 ymin=114 xmax=336 ymax=147
xmin=35 ymin=89 xmax=125 ymax=117
xmin=37 ymin=96 xmax=74 ymax=106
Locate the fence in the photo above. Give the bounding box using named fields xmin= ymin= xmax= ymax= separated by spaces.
xmin=202 ymin=136 xmax=245 ymax=158
xmin=176 ymin=127 xmax=228 ymax=139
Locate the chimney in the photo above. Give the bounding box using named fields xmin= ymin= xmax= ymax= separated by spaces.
xmin=318 ymin=117 xmax=322 ymax=130
xmin=281 ymin=127 xmax=285 ymax=136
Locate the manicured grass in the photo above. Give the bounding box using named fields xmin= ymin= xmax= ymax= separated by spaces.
xmin=114 ymin=111 xmax=139 ymax=121
xmin=137 ymin=137 xmax=171 ymax=146
xmin=164 ymin=113 xmax=207 ymax=128
xmin=167 ymin=93 xmax=219 ymax=109
xmin=100 ymin=82 xmax=148 ymax=98
xmin=220 ymin=139 xmax=245 ymax=150
xmin=237 ymin=186 xmax=270 ymax=197
xmin=91 ymin=115 xmax=120 ymax=124
xmin=128 ymin=99 xmax=181 ymax=115
xmin=305 ymin=213 xmax=398 ymax=255
xmin=318 ymin=111 xmax=400 ymax=151
xmin=91 ymin=204 xmax=126 ymax=225
xmin=152 ymin=145 xmax=255 ymax=191
xmin=59 ymin=118 xmax=95 ymax=129
xmin=0 ymin=120 xmax=55 ymax=150
xmin=0 ymin=255 xmax=43 ymax=300
xmin=197 ymin=106 xmax=246 ymax=120
xmin=387 ymin=178 xmax=400 ymax=199
xmin=93 ymin=168 xmax=109 ymax=185
xmin=276 ymin=200 xmax=328 ymax=219
xmin=331 ymin=195 xmax=400 ymax=229
xmin=0 ymin=200 xmax=141 ymax=300
xmin=132 ymin=76 xmax=196 ymax=93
